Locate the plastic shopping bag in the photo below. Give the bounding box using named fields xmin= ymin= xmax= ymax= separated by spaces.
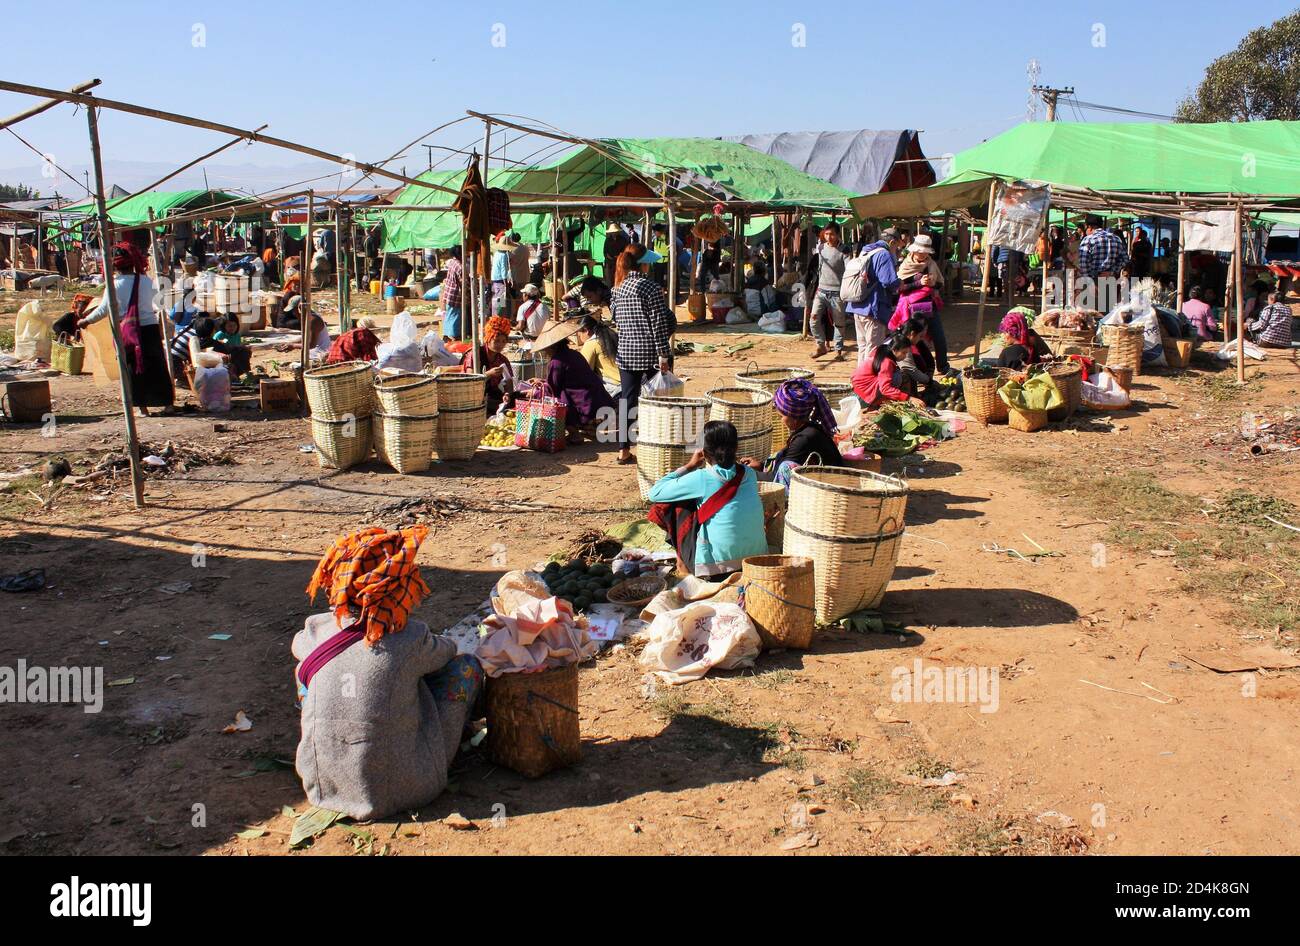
xmin=515 ymin=382 xmax=567 ymax=453
xmin=641 ymin=370 xmax=684 ymax=398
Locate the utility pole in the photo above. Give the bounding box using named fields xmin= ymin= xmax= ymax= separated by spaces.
xmin=1032 ymin=85 xmax=1075 ymax=121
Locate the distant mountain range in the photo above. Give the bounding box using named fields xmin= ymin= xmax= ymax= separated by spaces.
xmin=0 ymin=158 xmax=361 ymax=198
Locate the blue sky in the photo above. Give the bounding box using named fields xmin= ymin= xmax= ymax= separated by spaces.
xmin=1 ymin=0 xmax=1295 ymax=192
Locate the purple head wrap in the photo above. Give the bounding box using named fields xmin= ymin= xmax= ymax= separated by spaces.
xmin=773 ymin=378 xmax=839 ymax=437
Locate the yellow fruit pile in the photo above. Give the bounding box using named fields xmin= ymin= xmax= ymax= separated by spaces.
xmin=481 ymin=410 xmax=518 ymax=447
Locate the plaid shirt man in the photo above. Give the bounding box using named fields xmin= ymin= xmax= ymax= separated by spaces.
xmin=1250 ymin=301 xmax=1294 ymax=347
xmin=1078 ymin=227 xmax=1129 ymax=279
xmin=611 ymin=271 xmax=675 ymax=370
xmin=441 ymin=256 xmax=463 ymax=309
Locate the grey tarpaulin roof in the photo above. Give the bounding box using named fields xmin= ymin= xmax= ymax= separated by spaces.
xmin=723 ymin=129 xmax=934 ymax=195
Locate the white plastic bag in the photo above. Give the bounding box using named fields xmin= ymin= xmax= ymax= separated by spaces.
xmin=642 ymin=369 xmax=684 ymax=398
xmin=376 ymin=341 xmax=422 ymax=374
xmin=1214 ymin=339 xmax=1267 ymax=362
xmin=760 ymin=285 xmax=778 ymax=311
xmin=639 ymin=601 xmax=761 ymax=684
xmin=725 ymin=306 xmax=753 ymax=325
xmin=707 ymin=277 xmax=727 ymax=293
xmin=831 ymin=393 xmax=862 ymax=434
xmin=1081 ymin=367 xmax=1130 ymax=410
xmin=420 ymin=330 xmax=460 ymax=367
xmin=743 ymin=287 xmax=763 ymax=316
xmin=193 ymin=353 xmax=231 ymax=413
xmin=389 ymin=312 xmax=419 ymax=346
xmin=757 ymin=311 xmax=785 ymax=334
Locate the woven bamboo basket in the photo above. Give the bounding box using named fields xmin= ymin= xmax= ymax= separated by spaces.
xmin=1101 ymin=324 xmax=1144 ymax=376
xmin=636 ymin=396 xmax=710 ymax=500
xmin=374 ymin=412 xmax=437 ymax=474
xmin=707 ymin=387 xmax=773 ymax=462
xmin=741 ymin=554 xmax=815 ymax=649
xmin=1007 ymin=406 xmax=1048 ymax=432
xmin=1105 ymin=364 xmax=1134 ymax=393
xmin=311 ymin=415 xmax=373 ymax=469
xmin=757 ymin=481 xmax=787 ymax=551
xmin=375 ymin=373 xmax=438 ymax=415
xmin=485 ymin=663 xmax=581 ymax=778
xmin=434 ymin=373 xmax=485 ymax=460
xmin=814 ymin=381 xmax=854 ymax=407
xmin=783 ymin=466 xmax=909 ymax=622
xmin=961 ymin=368 xmax=1009 ymax=424
xmin=1044 ymin=362 xmax=1083 ymax=420
xmin=304 ymin=361 xmax=374 ymax=420
xmin=735 ymin=363 xmax=815 ymax=452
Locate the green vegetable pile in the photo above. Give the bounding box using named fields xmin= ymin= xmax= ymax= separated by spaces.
xmin=541 ymin=560 xmax=617 ymax=612
xmin=853 ymin=403 xmax=951 ymax=456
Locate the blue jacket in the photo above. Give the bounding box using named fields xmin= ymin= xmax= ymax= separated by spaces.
xmin=648 ymin=464 xmax=768 ymax=576
xmin=845 ymin=241 xmax=900 ymax=323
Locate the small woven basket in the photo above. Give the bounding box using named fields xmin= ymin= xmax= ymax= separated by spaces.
xmin=1101 ymin=324 xmax=1144 ymax=376
xmin=51 ymin=334 xmax=85 ymax=375
xmin=374 ymin=412 xmax=437 ymax=474
xmin=1007 ymin=405 xmax=1048 ymax=432
xmin=485 ymin=664 xmax=581 ymax=779
xmin=304 ymin=361 xmax=374 ymax=420
xmin=741 ymin=554 xmax=815 ymax=650
xmin=607 ymin=574 xmax=667 ymax=607
xmin=311 ymin=414 xmax=372 ymax=469
xmin=961 ymin=367 xmax=1009 ymax=424
xmin=1044 ymin=361 xmax=1083 ymax=420
xmin=375 ymin=373 xmax=438 ymax=415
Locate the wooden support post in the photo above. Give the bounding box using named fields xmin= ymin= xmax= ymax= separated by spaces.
xmin=1175 ymin=245 xmax=1186 ymax=312
xmin=1040 ymin=202 xmax=1050 ymax=313
xmin=335 ymin=208 xmax=351 ymax=333
xmin=1234 ymin=203 xmax=1245 ymax=384
xmin=666 ymin=203 xmax=678 ymax=310
xmin=86 ymin=102 xmax=145 ymax=509
xmin=972 ymin=179 xmax=998 ymax=365
xmin=301 ymin=190 xmax=314 ymax=369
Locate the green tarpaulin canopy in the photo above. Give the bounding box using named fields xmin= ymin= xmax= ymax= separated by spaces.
xmin=945 ymin=121 xmax=1300 ymax=195
xmin=58 ymin=189 xmax=252 ymax=228
xmin=375 ymin=138 xmax=855 ymax=252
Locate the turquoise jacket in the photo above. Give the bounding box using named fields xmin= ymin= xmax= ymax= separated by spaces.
xmin=648 ymin=463 xmax=768 ymax=576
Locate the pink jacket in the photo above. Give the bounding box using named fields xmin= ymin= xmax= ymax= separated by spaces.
xmin=889 ymin=286 xmax=942 ymax=331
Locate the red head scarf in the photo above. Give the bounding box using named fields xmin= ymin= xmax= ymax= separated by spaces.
xmin=112 ymin=240 xmax=147 ymax=274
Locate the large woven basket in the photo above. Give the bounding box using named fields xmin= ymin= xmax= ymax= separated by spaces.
xmin=636 ymin=396 xmax=709 ymax=501
xmin=735 ymin=363 xmax=815 ymax=452
xmin=485 ymin=663 xmax=581 ymax=778
xmin=814 ymin=380 xmax=854 ymax=405
xmin=707 ymin=387 xmax=774 ymax=462
xmin=304 ymin=361 xmax=374 ymax=420
xmin=961 ymin=368 xmax=1009 ymax=424
xmin=375 ymin=373 xmax=438 ymax=415
xmin=741 ymin=554 xmax=815 ymax=650
xmin=757 ymin=481 xmax=787 ymax=551
xmin=1007 ymin=406 xmax=1048 ymax=432
xmin=1044 ymin=362 xmax=1083 ymax=420
xmin=374 ymin=412 xmax=437 ymax=474
xmin=783 ymin=466 xmax=908 ymax=622
xmin=1101 ymin=324 xmax=1144 ymax=375
xmin=434 ymin=373 xmax=485 ymax=460
xmin=311 ymin=414 xmax=372 ymax=469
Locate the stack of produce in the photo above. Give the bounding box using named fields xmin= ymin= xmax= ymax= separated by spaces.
xmin=540 ymin=560 xmax=618 ymax=613
xmin=933 ymin=375 xmax=966 ymax=412
xmin=481 ymin=408 xmax=518 ymax=447
xmin=852 ymin=403 xmax=951 ymax=456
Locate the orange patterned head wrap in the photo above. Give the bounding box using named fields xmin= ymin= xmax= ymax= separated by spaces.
xmin=484 ymin=315 xmax=513 ymax=346
xmin=305 ymin=526 xmax=431 ymax=644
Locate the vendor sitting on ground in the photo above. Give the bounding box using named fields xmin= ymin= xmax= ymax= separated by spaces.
xmin=576 ymin=313 xmax=621 ymax=396
xmin=169 ymin=315 xmax=252 ymax=380
xmin=326 ymin=316 xmax=381 ymax=364
xmin=294 ymin=526 xmax=483 ymax=821
xmin=515 ymin=283 xmax=550 ymax=337
xmin=461 ymin=315 xmax=516 ymax=415
xmin=852 ymin=332 xmax=925 ymax=408
xmin=210 ymin=313 xmax=252 ymax=376
xmin=1247 ymin=288 xmax=1295 ymax=348
xmin=648 ymin=420 xmax=768 ymax=578
xmin=995 ymin=310 xmax=1052 ymax=369
xmin=742 ymin=377 xmax=842 ymax=487
xmin=899 ymin=317 xmax=938 ymax=404
xmin=50 ymin=293 xmax=94 ymax=341
xmin=526 ymin=316 xmax=614 ymax=444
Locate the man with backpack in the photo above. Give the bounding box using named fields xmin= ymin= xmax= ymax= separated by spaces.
xmin=805 ymin=224 xmax=848 ymax=360
xmin=844 ymin=226 xmax=903 ymax=364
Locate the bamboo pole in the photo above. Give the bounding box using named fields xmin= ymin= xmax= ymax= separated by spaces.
xmin=336 ymin=207 xmax=351 ymax=332
xmin=1175 ymin=242 xmax=1186 ymax=312
xmin=0 ymin=78 xmax=100 ymax=131
xmin=301 ymin=191 xmax=314 ymax=369
xmin=1234 ymin=202 xmax=1245 ymax=384
xmin=972 ymin=179 xmax=998 ymax=365
xmin=0 ymin=80 xmax=459 ymax=197
xmin=666 ymin=202 xmax=678 ymax=310
xmin=85 ymin=103 xmax=145 ymax=509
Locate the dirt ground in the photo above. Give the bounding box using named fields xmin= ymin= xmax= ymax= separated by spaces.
xmin=2 ymin=286 xmax=1298 ymax=856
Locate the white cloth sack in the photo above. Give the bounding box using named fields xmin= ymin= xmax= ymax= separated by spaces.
xmin=376 ymin=312 xmax=423 ymax=373
xmin=726 ymin=306 xmax=753 ymax=325
xmin=1102 ymin=292 xmax=1166 ymax=367
xmin=1214 ymin=339 xmax=1268 ymax=362
xmin=193 ymin=354 xmax=231 ymax=413
xmin=757 ymin=311 xmax=785 ymax=333
xmin=743 ymin=288 xmax=763 ymax=316
xmin=639 ymin=601 xmax=761 ymax=684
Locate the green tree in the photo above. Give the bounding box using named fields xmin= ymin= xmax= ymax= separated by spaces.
xmin=0 ymin=183 xmax=38 ymax=200
xmin=1176 ymin=10 xmax=1300 ymax=122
